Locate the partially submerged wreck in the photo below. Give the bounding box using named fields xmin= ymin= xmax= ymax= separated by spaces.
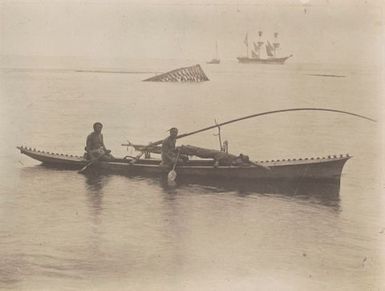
xmin=143 ymin=64 xmax=209 ymax=82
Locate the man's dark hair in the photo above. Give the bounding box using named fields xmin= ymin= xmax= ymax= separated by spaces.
xmin=93 ymin=122 xmax=103 ymax=130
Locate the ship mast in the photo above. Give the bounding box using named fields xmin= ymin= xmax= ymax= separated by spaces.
xmin=257 ymin=30 xmax=263 ymax=57
xmin=244 ymin=33 xmax=249 ymax=58
xmin=273 ymin=32 xmax=280 ymax=57
xmin=215 ymin=41 xmax=218 ymax=59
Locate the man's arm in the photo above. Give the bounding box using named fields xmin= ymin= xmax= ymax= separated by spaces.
xmin=85 ymin=134 xmax=92 ymax=152
xmin=101 ymin=134 xmax=111 ymax=153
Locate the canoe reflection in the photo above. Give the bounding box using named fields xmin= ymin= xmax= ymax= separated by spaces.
xmin=22 ymin=165 xmax=341 ymax=208
xmin=83 ymin=173 xmax=111 ymax=225
xmin=84 ymin=172 xmax=107 ymax=193
xmin=161 ymin=176 xmax=341 ymax=207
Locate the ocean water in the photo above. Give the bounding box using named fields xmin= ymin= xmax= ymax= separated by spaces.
xmin=0 ymin=58 xmax=384 ymax=290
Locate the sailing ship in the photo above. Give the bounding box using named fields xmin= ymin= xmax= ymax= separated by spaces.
xmin=207 ymin=41 xmax=220 ymax=64
xmin=237 ymin=31 xmax=293 ymax=64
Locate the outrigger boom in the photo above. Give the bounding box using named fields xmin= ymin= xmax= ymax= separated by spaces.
xmin=122 ymin=108 xmax=375 ymax=157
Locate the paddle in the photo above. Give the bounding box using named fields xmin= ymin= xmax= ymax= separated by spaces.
xmin=78 ymin=152 xmax=106 ymax=173
xmin=167 ymin=150 xmax=181 ymax=182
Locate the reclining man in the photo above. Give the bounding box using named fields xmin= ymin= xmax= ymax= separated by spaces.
xmin=178 ymin=145 xmax=251 ymax=167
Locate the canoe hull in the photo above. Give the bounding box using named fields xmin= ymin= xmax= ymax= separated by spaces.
xmin=17 ymin=146 xmax=350 ymax=181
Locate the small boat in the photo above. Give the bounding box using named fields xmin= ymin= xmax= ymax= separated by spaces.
xmin=207 ymin=58 xmax=220 ymax=65
xmin=237 ymin=31 xmax=292 ymax=64
xmin=207 ymin=41 xmax=221 ymax=64
xmin=17 ymin=146 xmax=351 ymax=181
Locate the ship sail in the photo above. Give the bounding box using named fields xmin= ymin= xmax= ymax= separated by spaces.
xmin=251 ymin=50 xmax=258 ymax=58
xmin=253 ymin=42 xmax=263 ymax=50
xmin=207 ymin=41 xmax=220 ymax=64
xmin=243 ymin=33 xmax=249 ymax=57
xmin=215 ymin=41 xmax=219 ymax=58
xmin=265 ymin=41 xmax=274 ymax=57
xmin=273 ymin=33 xmax=280 ymax=54
xmin=244 ymin=33 xmax=249 ymax=46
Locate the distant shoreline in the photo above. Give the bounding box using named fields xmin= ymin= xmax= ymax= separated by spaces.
xmin=307 ymin=74 xmax=346 ymax=78
xmin=0 ymin=67 xmax=161 ymax=74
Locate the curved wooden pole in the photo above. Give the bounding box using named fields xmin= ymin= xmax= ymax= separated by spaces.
xmin=124 ymin=108 xmax=376 ymax=160
xmin=177 ymin=108 xmax=376 ymax=139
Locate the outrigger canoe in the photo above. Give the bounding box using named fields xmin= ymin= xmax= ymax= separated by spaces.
xmin=17 ymin=146 xmax=351 ymax=181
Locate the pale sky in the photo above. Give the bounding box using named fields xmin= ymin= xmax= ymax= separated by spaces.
xmin=0 ymin=0 xmax=384 ymax=64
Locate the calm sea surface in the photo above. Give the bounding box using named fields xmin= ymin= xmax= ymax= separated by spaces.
xmin=0 ymin=59 xmax=384 ymax=290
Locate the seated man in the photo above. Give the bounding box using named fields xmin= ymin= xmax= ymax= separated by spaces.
xmin=161 ymin=127 xmax=188 ymax=166
xmin=84 ymin=122 xmax=114 ymax=161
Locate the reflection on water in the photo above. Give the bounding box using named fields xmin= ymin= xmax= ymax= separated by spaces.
xmin=84 ymin=172 xmax=107 ymax=193
xmin=83 ymin=168 xmax=341 ymax=208
xmin=159 ymin=175 xmax=341 ymax=208
xmin=20 ymin=165 xmax=341 ymax=210
xmin=83 ymin=173 xmax=110 ymax=224
xmin=10 ymin=154 xmax=378 ymax=290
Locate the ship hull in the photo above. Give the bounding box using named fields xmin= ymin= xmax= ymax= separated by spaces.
xmin=237 ymin=55 xmax=292 ymax=64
